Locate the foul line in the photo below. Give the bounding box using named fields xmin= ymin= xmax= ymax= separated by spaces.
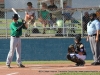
xmin=6 ymin=72 xmax=19 ymax=75
xmin=31 ymin=66 xmax=86 ymax=71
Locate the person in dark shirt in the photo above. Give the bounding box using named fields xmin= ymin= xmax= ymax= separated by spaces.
xmin=48 ymin=0 xmax=57 ymax=11
xmin=82 ymin=12 xmax=90 ymax=33
xmin=48 ymin=0 xmax=57 ymax=23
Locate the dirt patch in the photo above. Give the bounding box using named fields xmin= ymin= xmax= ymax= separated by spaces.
xmin=0 ymin=63 xmax=100 ymax=75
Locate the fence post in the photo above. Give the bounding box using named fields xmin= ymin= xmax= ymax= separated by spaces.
xmin=5 ymin=10 xmax=8 ymax=39
xmin=81 ymin=11 xmax=83 ymax=37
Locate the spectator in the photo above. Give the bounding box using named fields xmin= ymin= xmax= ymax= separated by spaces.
xmin=96 ymin=9 xmax=100 ymax=21
xmin=24 ymin=2 xmax=35 ymax=25
xmin=48 ymin=0 xmax=57 ymax=24
xmin=48 ymin=0 xmax=57 ymax=10
xmin=82 ymin=12 xmax=90 ymax=34
xmin=63 ymin=1 xmax=73 ymax=22
xmin=38 ymin=3 xmax=50 ymax=34
xmin=62 ymin=1 xmax=76 ymax=34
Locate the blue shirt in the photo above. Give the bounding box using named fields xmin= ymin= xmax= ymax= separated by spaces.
xmin=87 ymin=19 xmax=100 ymax=35
xmin=63 ymin=6 xmax=72 ymax=19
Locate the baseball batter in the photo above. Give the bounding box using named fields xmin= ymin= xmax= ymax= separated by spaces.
xmin=6 ymin=14 xmax=27 ymax=68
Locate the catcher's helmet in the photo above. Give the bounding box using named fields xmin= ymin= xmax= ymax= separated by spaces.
xmin=27 ymin=2 xmax=32 ymax=6
xmin=75 ymin=34 xmax=81 ymax=42
xmin=12 ymin=14 xmax=18 ymax=20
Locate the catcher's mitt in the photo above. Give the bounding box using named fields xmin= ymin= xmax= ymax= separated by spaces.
xmin=68 ymin=44 xmax=75 ymax=53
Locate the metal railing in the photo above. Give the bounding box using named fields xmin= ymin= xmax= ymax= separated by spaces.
xmin=0 ymin=7 xmax=99 ymax=38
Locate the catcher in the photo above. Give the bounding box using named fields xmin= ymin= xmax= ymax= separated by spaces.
xmin=67 ymin=34 xmax=86 ymax=66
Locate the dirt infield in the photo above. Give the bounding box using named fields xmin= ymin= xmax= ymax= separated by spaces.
xmin=0 ymin=63 xmax=100 ymax=75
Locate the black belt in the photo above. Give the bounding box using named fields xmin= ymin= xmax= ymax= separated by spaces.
xmin=12 ymin=36 xmax=20 ymax=38
xmin=89 ymin=34 xmax=96 ymax=37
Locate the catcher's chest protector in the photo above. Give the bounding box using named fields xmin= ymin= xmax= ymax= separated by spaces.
xmin=74 ymin=43 xmax=82 ymax=52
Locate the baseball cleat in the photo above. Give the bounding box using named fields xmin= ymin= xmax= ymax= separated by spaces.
xmin=17 ymin=64 xmax=25 ymax=68
xmin=91 ymin=62 xmax=100 ymax=65
xmin=7 ymin=65 xmax=11 ymax=68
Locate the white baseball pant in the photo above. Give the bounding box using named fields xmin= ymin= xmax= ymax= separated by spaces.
xmin=70 ymin=53 xmax=86 ymax=60
xmin=6 ymin=36 xmax=22 ymax=65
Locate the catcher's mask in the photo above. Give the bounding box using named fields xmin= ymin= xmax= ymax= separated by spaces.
xmin=89 ymin=13 xmax=97 ymax=21
xmin=12 ymin=14 xmax=18 ymax=20
xmin=75 ymin=34 xmax=81 ymax=42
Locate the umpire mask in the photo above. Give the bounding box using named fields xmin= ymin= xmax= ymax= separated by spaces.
xmin=89 ymin=13 xmax=97 ymax=21
xmin=12 ymin=14 xmax=19 ymax=20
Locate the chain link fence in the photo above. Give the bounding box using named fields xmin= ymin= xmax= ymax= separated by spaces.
xmin=0 ymin=7 xmax=99 ymax=38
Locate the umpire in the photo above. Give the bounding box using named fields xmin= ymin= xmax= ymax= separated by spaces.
xmin=87 ymin=13 xmax=100 ymax=65
xmin=6 ymin=14 xmax=27 ymax=68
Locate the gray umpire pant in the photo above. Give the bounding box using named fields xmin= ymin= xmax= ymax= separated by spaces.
xmin=6 ymin=36 xmax=22 ymax=65
xmin=89 ymin=36 xmax=100 ymax=62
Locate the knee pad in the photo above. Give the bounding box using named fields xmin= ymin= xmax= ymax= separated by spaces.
xmin=67 ymin=54 xmax=85 ymax=64
xmin=71 ymin=55 xmax=79 ymax=62
xmin=78 ymin=59 xmax=85 ymax=64
xmin=72 ymin=56 xmax=85 ymax=64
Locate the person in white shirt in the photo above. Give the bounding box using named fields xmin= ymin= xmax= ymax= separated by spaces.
xmin=24 ymin=2 xmax=35 ymax=24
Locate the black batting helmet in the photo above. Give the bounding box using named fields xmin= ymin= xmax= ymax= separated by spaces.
xmin=12 ymin=14 xmax=18 ymax=20
xmin=75 ymin=34 xmax=81 ymax=42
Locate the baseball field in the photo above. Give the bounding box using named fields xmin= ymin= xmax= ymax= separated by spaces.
xmin=0 ymin=60 xmax=100 ymax=75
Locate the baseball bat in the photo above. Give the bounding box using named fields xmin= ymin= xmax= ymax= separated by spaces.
xmin=11 ymin=8 xmax=20 ymax=18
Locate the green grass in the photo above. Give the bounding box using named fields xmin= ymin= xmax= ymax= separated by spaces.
xmin=0 ymin=60 xmax=93 ymax=65
xmin=0 ymin=60 xmax=70 ymax=65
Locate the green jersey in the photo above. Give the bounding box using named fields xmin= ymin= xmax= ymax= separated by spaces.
xmin=39 ymin=10 xmax=50 ymax=20
xmin=10 ymin=21 xmax=26 ymax=36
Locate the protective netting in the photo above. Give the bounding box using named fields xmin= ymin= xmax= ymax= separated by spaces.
xmin=0 ymin=0 xmax=100 ymax=38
